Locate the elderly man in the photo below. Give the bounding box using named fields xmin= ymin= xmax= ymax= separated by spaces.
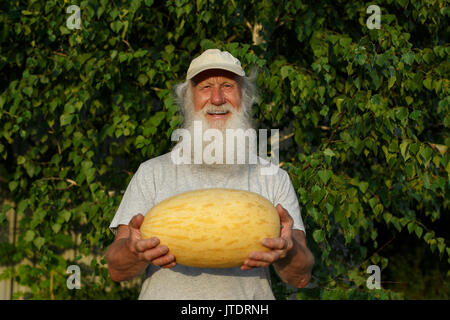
xmin=106 ymin=49 xmax=314 ymax=300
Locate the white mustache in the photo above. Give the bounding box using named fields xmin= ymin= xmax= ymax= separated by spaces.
xmin=201 ymin=104 xmax=235 ymax=115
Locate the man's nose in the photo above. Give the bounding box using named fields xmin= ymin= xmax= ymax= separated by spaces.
xmin=210 ymin=87 xmax=225 ymax=105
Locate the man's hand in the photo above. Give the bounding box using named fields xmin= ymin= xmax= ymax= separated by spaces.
xmin=241 ymin=204 xmax=294 ymax=270
xmin=106 ymin=214 xmax=176 ymax=282
xmin=126 ymin=214 xmax=177 ymax=268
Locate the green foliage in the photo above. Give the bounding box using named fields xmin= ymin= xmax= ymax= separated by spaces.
xmin=378 ymin=230 xmax=450 ymax=300
xmin=1 ymin=0 xmax=448 ymax=299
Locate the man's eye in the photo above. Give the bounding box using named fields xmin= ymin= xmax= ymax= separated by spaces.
xmin=223 ymin=84 xmax=232 ymax=88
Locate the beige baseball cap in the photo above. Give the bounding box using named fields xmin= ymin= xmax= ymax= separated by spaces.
xmin=186 ymin=49 xmax=245 ymax=80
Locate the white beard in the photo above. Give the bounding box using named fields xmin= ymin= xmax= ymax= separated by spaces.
xmin=175 ymin=91 xmax=256 ymax=168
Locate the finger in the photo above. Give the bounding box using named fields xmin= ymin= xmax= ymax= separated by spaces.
xmin=152 ymin=254 xmax=176 ymax=267
xmin=134 ymin=237 xmax=160 ymax=252
xmin=242 ymin=257 xmax=272 ymax=268
xmin=240 ymin=265 xmax=253 ymax=271
xmin=129 ymin=214 xmax=144 ymax=230
xmin=276 ymin=209 xmax=293 ymax=242
xmin=161 ymin=261 xmax=177 ymax=269
xmin=261 ymin=237 xmax=289 ymax=250
xmin=248 ymin=250 xmax=282 ymax=264
xmin=140 ymin=245 xmax=169 ymax=262
xmin=276 ymin=205 xmax=294 ymax=229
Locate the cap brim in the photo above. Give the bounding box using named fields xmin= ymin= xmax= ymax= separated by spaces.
xmin=186 ymin=63 xmax=245 ymax=80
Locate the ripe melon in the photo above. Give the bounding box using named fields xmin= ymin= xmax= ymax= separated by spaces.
xmin=140 ymin=188 xmax=280 ymax=268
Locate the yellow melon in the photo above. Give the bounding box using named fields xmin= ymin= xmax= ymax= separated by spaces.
xmin=140 ymin=188 xmax=280 ymax=268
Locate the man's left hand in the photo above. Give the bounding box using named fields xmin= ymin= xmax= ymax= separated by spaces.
xmin=241 ymin=204 xmax=294 ymax=270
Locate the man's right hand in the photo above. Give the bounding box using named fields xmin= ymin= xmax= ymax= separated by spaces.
xmin=126 ymin=214 xmax=177 ymax=268
xmin=106 ymin=214 xmax=176 ymax=282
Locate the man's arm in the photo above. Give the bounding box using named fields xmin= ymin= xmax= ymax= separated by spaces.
xmin=106 ymin=214 xmax=176 ymax=282
xmin=241 ymin=205 xmax=314 ymax=288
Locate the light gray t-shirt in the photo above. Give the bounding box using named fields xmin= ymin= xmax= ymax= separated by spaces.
xmin=109 ymin=152 xmax=305 ymax=300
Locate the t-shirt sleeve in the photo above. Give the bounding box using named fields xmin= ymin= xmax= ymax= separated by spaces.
xmin=274 ymin=170 xmax=306 ymax=234
xmin=109 ymin=163 xmax=155 ymax=235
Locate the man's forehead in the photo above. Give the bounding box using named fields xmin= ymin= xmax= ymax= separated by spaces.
xmin=192 ymin=69 xmax=240 ymax=84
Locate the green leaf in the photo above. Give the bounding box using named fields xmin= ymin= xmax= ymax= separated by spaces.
xmin=348 ymin=269 xmax=366 ymax=287
xmin=135 ymin=135 xmax=147 ymax=148
xmin=318 ymin=86 xmax=325 ymax=98
xmin=33 ymin=237 xmax=45 ymax=250
xmin=373 ymin=203 xmax=383 ymax=216
xmin=388 ymin=76 xmax=396 ymax=89
xmin=85 ymin=167 xmax=96 ymax=184
xmin=355 ymin=54 xmax=366 ymax=65
xmin=17 ymin=155 xmax=26 ymax=165
xmin=437 ymin=238 xmax=445 ymax=254
xmin=130 ymin=0 xmax=143 ymax=10
xmin=24 ymin=230 xmax=35 ymax=242
xmin=368 ymin=197 xmax=378 ymax=209
xmin=119 ymin=52 xmax=128 ymax=63
xmin=375 ymin=54 xmax=387 ymax=67
xmin=407 ymin=222 xmax=415 ymax=234
xmin=400 ymin=140 xmax=409 ymax=160
xmin=17 ymin=199 xmax=28 ymax=214
xmin=420 ymin=147 xmax=433 ymax=163
xmin=138 ymin=74 xmax=148 ymax=86
xmin=9 ymin=181 xmax=18 ymax=192
xmin=369 ymin=70 xmax=380 ymax=89
xmin=59 ymin=26 xmax=71 ymax=35
xmin=148 ymin=111 xmax=166 ymax=127
xmin=383 ymin=212 xmax=393 ymax=224
xmin=308 ymin=207 xmax=321 ymax=222
xmin=52 ymin=223 xmax=62 ymax=233
xmin=405 ymin=96 xmax=414 ymax=105
xmin=60 ymin=114 xmax=74 ymax=126
xmin=313 ymin=229 xmax=325 ymax=243
xmin=280 ymin=66 xmax=291 ymax=79
xmin=424 ymin=232 xmax=433 ymax=242
xmin=423 ymin=51 xmax=434 ymax=64
xmin=401 ymin=52 xmax=415 ymax=65
xmin=318 ymin=170 xmax=332 ymax=184
xmin=409 ymin=110 xmax=421 ymax=121
xmin=415 ymin=226 xmax=423 ymax=239
xmin=312 ymin=187 xmax=326 ymax=204
xmin=423 ymin=78 xmax=432 ymax=90
xmin=323 ymin=148 xmax=336 ymax=157
xmin=395 ymin=107 xmax=408 ymax=122
xmin=339 ymin=37 xmax=352 ymax=47
xmin=358 ymin=181 xmax=369 ymax=194
xmin=110 ymin=21 xmax=123 ymax=33
xmin=61 ymin=210 xmax=71 ymax=222
xmin=23 ymin=87 xmax=33 ymax=97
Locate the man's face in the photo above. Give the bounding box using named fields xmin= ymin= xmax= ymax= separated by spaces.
xmin=191 ymin=69 xmax=242 ymax=129
xmin=178 ymin=68 xmax=254 ymax=165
